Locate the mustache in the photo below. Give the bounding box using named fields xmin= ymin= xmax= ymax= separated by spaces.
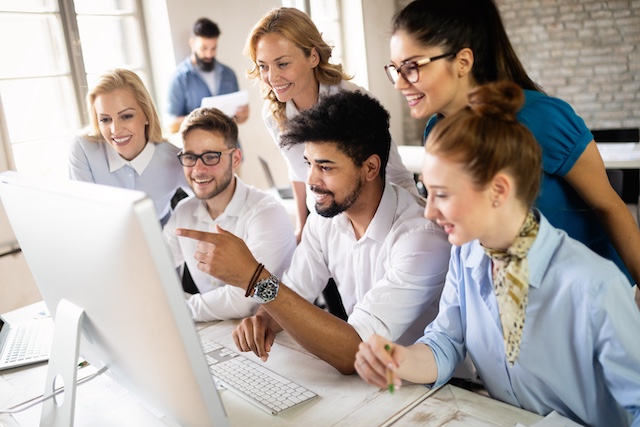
xmin=309 ymin=185 xmax=333 ymax=196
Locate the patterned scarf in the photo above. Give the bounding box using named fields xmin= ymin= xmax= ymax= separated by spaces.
xmin=482 ymin=211 xmax=539 ymax=365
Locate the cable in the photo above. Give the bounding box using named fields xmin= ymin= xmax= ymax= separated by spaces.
xmin=0 ymin=365 xmax=108 ymax=415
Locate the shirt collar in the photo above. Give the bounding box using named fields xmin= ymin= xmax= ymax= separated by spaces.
xmin=464 ymin=209 xmax=552 ymax=290
xmin=107 ymin=141 xmax=155 ymax=175
xmin=335 ymin=182 xmax=396 ymax=243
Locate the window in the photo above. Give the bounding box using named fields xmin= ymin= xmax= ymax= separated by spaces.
xmin=282 ymin=0 xmax=344 ymax=68
xmin=281 ymin=0 xmax=367 ymax=89
xmin=0 ymin=0 xmax=150 ymax=178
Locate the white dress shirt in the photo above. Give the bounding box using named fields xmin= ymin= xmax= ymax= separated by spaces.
xmin=283 ymin=183 xmax=451 ymax=345
xmin=163 ymin=177 xmax=296 ymax=321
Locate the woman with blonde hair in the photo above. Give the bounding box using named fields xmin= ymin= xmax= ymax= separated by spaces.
xmin=69 ymin=68 xmax=188 ymax=225
xmin=246 ymin=7 xmax=417 ymax=241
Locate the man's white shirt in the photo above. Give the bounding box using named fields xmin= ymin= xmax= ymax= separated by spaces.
xmin=163 ymin=176 xmax=296 ymax=321
xmin=283 ymin=182 xmax=451 ymax=345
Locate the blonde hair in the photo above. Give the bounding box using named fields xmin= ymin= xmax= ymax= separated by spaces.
xmin=83 ymin=68 xmax=165 ymax=143
xmin=244 ymin=7 xmax=350 ymax=129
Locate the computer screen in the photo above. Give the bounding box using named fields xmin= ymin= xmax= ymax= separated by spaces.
xmin=0 ymin=171 xmax=229 ymax=427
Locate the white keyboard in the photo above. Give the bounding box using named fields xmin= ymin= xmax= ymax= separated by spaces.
xmin=201 ymin=340 xmax=318 ymax=415
xmin=0 ymin=319 xmax=53 ymax=369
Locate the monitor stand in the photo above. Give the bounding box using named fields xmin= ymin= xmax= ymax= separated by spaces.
xmin=40 ymin=299 xmax=86 ymax=427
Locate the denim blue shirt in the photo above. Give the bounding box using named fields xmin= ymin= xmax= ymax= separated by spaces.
xmin=69 ymin=136 xmax=188 ymax=222
xmin=167 ymin=57 xmax=239 ymax=118
xmin=417 ymin=211 xmax=640 ymax=426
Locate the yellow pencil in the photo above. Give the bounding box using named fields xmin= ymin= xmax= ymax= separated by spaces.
xmin=384 ymin=343 xmax=394 ymax=394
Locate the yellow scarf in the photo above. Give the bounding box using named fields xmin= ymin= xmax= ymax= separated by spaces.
xmin=482 ymin=211 xmax=539 ymax=365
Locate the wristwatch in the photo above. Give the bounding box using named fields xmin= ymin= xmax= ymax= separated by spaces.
xmin=251 ymin=274 xmax=280 ymax=304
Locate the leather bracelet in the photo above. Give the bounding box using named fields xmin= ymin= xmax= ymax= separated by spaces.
xmin=245 ymin=263 xmax=265 ymax=297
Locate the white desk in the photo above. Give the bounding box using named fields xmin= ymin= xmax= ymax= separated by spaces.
xmin=398 ymin=143 xmax=640 ymax=175
xmin=0 ymin=303 xmax=543 ymax=427
xmin=596 ymin=143 xmax=640 ymax=169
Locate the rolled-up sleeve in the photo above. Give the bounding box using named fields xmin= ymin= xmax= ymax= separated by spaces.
xmin=349 ymin=222 xmax=451 ymax=343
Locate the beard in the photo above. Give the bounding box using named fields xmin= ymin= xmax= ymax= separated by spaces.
xmin=194 ymin=53 xmax=215 ymax=72
xmin=192 ymin=164 xmax=233 ymax=200
xmin=311 ymin=178 xmax=364 ymax=218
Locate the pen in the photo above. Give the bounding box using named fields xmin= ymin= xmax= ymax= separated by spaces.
xmin=384 ymin=343 xmax=394 ymax=394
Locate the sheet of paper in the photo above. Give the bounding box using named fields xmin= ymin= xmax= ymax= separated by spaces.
xmin=200 ymin=90 xmax=249 ymax=117
xmin=529 ymin=410 xmax=585 ymax=426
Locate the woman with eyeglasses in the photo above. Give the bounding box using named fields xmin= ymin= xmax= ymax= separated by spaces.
xmin=386 ymin=0 xmax=640 ymax=286
xmin=245 ymin=7 xmax=418 ymax=242
xmin=355 ymin=81 xmax=640 ymax=427
xmin=69 ymin=68 xmax=189 ymax=226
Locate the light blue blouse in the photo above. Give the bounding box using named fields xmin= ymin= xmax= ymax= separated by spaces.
xmin=418 ymin=212 xmax=640 ymax=427
xmin=68 ymin=136 xmax=188 ymax=222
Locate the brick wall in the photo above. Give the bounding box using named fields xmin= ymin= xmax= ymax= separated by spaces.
xmin=397 ymin=0 xmax=640 ymax=145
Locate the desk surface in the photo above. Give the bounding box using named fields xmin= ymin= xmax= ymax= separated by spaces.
xmin=0 ymin=303 xmax=543 ymax=427
xmin=399 ymin=143 xmax=640 ymax=174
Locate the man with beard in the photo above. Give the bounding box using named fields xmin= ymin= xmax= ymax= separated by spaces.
xmin=167 ymin=18 xmax=249 ymax=134
xmin=175 ymin=91 xmax=451 ymax=374
xmin=163 ymin=107 xmax=295 ymax=322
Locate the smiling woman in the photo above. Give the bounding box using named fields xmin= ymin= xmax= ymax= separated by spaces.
xmin=244 ymin=7 xmax=418 ymax=243
xmin=68 ymin=69 xmax=188 ymax=226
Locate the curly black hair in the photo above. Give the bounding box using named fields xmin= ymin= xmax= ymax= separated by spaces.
xmin=279 ymin=90 xmax=391 ymax=180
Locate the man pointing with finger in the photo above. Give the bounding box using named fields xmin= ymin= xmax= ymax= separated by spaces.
xmin=164 ymin=107 xmax=295 ymax=322
xmin=177 ymin=91 xmax=450 ymax=374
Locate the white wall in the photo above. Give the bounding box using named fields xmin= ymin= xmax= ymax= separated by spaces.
xmin=0 ymin=94 xmax=41 ymax=313
xmin=361 ymin=0 xmax=404 ymax=146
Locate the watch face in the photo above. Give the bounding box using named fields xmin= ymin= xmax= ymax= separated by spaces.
xmin=260 ymin=283 xmax=277 ymax=300
xmin=253 ymin=275 xmax=279 ymax=304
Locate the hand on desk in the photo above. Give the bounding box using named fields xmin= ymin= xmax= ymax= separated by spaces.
xmin=232 ymin=310 xmax=278 ymax=362
xmin=176 ymin=225 xmax=259 ymax=291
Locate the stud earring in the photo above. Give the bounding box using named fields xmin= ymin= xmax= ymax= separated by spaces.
xmin=493 ymin=201 xmax=499 ymax=207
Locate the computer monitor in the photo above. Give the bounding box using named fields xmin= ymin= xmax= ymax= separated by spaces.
xmin=0 ymin=171 xmax=229 ymax=427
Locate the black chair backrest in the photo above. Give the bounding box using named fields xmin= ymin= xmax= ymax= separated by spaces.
xmin=591 ymin=128 xmax=639 ymax=143
xmin=591 ymin=128 xmax=640 ymax=204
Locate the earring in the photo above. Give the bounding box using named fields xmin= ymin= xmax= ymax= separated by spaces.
xmin=493 ymin=201 xmax=499 ymax=207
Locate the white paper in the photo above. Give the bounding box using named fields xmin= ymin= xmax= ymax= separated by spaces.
xmin=528 ymin=410 xmax=585 ymax=427
xmin=200 ymin=90 xmax=249 ymax=117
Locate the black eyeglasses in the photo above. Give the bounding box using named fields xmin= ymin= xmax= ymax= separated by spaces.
xmin=177 ymin=149 xmax=235 ymax=167
xmin=384 ymin=52 xmax=456 ymax=84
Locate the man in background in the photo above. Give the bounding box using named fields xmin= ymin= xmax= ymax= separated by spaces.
xmin=167 ymin=18 xmax=249 ymax=133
